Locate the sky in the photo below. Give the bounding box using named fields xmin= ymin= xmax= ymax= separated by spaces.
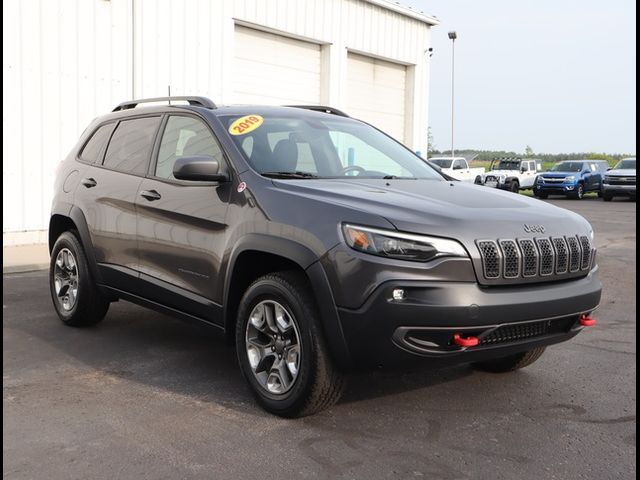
xmin=410 ymin=0 xmax=636 ymax=154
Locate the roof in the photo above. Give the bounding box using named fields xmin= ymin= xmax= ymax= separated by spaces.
xmin=363 ymin=0 xmax=440 ymax=26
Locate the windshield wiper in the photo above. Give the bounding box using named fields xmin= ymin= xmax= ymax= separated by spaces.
xmin=262 ymin=171 xmax=319 ymax=179
xmin=382 ymin=175 xmax=416 ymax=180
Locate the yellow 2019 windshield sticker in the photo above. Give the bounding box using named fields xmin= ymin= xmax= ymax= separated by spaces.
xmin=228 ymin=115 xmax=264 ymax=135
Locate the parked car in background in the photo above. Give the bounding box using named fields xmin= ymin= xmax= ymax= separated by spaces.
xmin=428 ymin=156 xmax=485 ymax=183
xmin=479 ymin=158 xmax=542 ymax=192
xmin=534 ymin=160 xmax=609 ymax=200
xmin=602 ymin=158 xmax=636 ymax=201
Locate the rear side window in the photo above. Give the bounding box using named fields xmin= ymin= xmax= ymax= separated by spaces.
xmin=156 ymin=116 xmax=224 ymax=179
xmin=79 ymin=123 xmax=115 ymax=163
xmin=103 ymin=117 xmax=161 ymax=174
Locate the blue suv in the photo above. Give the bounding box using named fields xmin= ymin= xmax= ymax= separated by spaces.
xmin=533 ymin=160 xmax=609 ymax=199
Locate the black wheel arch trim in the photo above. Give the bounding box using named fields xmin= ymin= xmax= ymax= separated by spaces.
xmin=222 ymin=234 xmax=353 ymax=370
xmin=49 ymin=204 xmax=103 ymax=285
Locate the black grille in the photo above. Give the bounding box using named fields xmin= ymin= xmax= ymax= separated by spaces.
xmin=518 ymin=239 xmax=538 ymax=276
xmin=536 ymin=238 xmax=554 ymax=275
xmin=579 ymin=235 xmax=592 ymax=270
xmin=552 ymin=237 xmax=569 ymax=274
xmin=566 ymin=236 xmax=581 ymax=272
xmin=477 ymin=241 xmax=500 ymax=278
xmin=480 ymin=317 xmax=576 ymax=346
xmin=499 ymin=240 xmax=519 ymax=278
xmin=481 ymin=321 xmax=550 ymax=345
xmin=605 ymin=176 xmax=636 ymax=185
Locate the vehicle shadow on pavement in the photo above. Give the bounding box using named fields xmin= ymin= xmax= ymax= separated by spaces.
xmin=4 ymin=272 xmax=472 ymax=415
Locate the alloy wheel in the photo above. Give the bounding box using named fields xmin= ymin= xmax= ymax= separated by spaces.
xmin=53 ymin=248 xmax=79 ymax=311
xmin=245 ymin=300 xmax=301 ymax=395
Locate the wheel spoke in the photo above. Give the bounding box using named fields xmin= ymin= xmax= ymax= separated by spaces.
xmin=264 ymin=302 xmax=278 ymax=333
xmin=284 ymin=344 xmax=300 ymax=377
xmin=274 ymin=303 xmax=291 ymax=332
xmin=249 ymin=303 xmax=266 ymax=331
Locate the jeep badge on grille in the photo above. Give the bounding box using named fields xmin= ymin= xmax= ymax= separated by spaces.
xmin=524 ymin=224 xmax=546 ymax=233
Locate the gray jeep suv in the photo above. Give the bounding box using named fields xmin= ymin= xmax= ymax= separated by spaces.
xmin=49 ymin=96 xmax=602 ymax=417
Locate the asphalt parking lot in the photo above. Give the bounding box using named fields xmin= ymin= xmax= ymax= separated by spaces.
xmin=3 ymin=198 xmax=636 ymax=480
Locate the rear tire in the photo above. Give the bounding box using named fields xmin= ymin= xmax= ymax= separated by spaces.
xmin=473 ymin=347 xmax=546 ymax=373
xmin=235 ymin=271 xmax=345 ymax=417
xmin=49 ymin=231 xmax=109 ymax=326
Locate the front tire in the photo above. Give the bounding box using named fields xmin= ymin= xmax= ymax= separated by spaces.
xmin=509 ymin=181 xmax=519 ymax=193
xmin=235 ymin=271 xmax=345 ymax=417
xmin=602 ymin=192 xmax=613 ymax=201
xmin=473 ymin=347 xmax=546 ymax=373
xmin=570 ymin=183 xmax=584 ymax=199
xmin=49 ymin=231 xmax=109 ymax=326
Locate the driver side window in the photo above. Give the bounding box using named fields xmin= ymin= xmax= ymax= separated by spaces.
xmin=156 ymin=116 xmax=223 ymax=180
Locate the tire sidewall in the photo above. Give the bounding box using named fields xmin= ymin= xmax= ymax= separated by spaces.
xmin=576 ymin=183 xmax=584 ymax=199
xmin=235 ymin=277 xmax=319 ymax=414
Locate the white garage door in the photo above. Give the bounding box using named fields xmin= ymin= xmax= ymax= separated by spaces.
xmin=347 ymin=53 xmax=407 ymax=141
xmin=233 ymin=26 xmax=321 ymax=105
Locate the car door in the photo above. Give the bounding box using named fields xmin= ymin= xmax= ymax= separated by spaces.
xmin=135 ymin=114 xmax=232 ymax=322
xmin=586 ymin=162 xmax=601 ymax=191
xmin=520 ymin=161 xmax=536 ymax=187
xmin=451 ymin=159 xmax=468 ymax=182
xmin=75 ymin=115 xmax=162 ymax=285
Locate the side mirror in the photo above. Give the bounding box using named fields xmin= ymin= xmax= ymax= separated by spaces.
xmin=520 ymin=167 xmax=526 ymax=173
xmin=173 ymin=156 xmax=227 ymax=182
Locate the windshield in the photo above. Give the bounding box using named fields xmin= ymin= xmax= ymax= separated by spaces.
xmin=550 ymin=161 xmax=584 ymax=172
xmin=220 ymin=113 xmax=443 ymax=180
xmin=493 ymin=160 xmax=520 ymax=170
xmin=429 ymin=158 xmax=453 ymax=168
xmin=614 ymin=159 xmax=636 ymax=169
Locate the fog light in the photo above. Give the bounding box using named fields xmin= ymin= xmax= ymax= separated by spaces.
xmin=392 ymin=289 xmax=406 ymax=300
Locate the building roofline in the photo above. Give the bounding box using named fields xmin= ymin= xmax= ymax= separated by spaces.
xmin=363 ymin=0 xmax=440 ymax=26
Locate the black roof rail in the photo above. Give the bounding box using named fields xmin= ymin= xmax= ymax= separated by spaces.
xmin=112 ymin=96 xmax=216 ymax=112
xmin=286 ymin=105 xmax=350 ymax=117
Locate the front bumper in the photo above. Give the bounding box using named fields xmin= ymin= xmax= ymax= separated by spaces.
xmin=534 ymin=182 xmax=578 ymax=195
xmin=336 ymin=268 xmax=601 ymax=369
xmin=602 ymin=183 xmax=636 ymax=196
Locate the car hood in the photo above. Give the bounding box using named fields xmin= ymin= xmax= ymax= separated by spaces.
xmin=606 ymin=169 xmax=636 ymax=176
xmin=271 ymin=178 xmax=592 ymax=241
xmin=540 ymin=171 xmax=581 ymax=178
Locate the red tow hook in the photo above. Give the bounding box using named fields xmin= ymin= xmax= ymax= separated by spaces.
xmin=453 ymin=333 xmax=479 ymax=347
xmin=579 ymin=314 xmax=596 ymax=327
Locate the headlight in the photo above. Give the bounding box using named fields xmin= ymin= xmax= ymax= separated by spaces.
xmin=535 ymin=176 xmax=542 ymax=184
xmin=342 ymin=224 xmax=468 ymax=262
xmin=566 ymin=175 xmax=576 ymax=182
xmin=589 ymin=229 xmax=595 ymax=242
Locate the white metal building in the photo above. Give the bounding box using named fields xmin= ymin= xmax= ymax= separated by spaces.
xmin=2 ymin=0 xmax=438 ymax=246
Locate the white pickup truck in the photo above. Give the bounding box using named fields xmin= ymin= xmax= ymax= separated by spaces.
xmin=428 ymin=157 xmax=485 ymax=183
xmin=480 ymin=158 xmax=543 ymax=192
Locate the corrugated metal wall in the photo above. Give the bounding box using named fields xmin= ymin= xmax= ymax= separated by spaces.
xmin=2 ymin=0 xmax=433 ymax=243
xmin=3 ymin=0 xmax=133 ymax=242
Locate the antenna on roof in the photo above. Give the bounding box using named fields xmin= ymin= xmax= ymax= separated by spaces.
xmin=168 ymin=85 xmax=171 ymax=105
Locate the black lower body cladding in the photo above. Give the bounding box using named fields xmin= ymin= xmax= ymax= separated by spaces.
xmin=334 ymin=270 xmax=602 ymax=369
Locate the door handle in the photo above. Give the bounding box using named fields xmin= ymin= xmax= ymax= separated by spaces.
xmin=140 ymin=189 xmax=161 ymax=201
xmin=81 ymin=177 xmax=97 ymax=188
